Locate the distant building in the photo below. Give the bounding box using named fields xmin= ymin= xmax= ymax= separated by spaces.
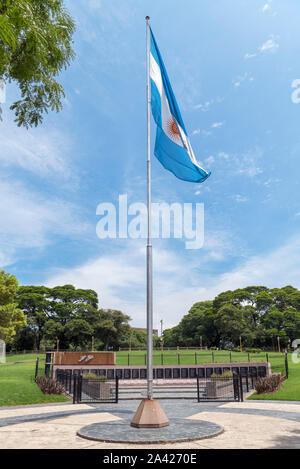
xmin=131 ymin=327 xmax=159 ymax=337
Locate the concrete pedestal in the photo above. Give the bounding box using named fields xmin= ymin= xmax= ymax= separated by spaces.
xmin=130 ymin=399 xmax=169 ymax=428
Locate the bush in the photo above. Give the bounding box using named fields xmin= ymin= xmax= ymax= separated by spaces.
xmin=35 ymin=376 xmax=65 ymax=395
xmin=245 ymin=348 xmax=262 ymax=353
xmin=210 ymin=371 xmax=233 ymax=379
xmin=82 ymin=372 xmax=107 ymax=381
xmin=254 ymin=374 xmax=284 ymax=394
xmin=232 ymin=348 xmax=241 ymax=352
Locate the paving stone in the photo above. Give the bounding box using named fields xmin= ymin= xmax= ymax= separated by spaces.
xmin=77 ymin=418 xmax=224 ymax=444
xmin=0 ymin=399 xmax=300 ymax=448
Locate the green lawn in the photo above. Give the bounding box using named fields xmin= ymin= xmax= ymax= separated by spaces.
xmin=0 ymin=350 xmax=297 ymax=405
xmin=116 ymin=349 xmax=282 ymax=367
xmin=5 ymin=353 xmax=45 ymax=363
xmin=0 ymin=360 xmax=69 ymax=407
xmin=4 ymin=349 xmax=284 ymax=367
xmin=248 ymin=354 xmax=300 ymax=401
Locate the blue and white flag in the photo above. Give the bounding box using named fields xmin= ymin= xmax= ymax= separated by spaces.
xmin=150 ymin=28 xmax=211 ymax=183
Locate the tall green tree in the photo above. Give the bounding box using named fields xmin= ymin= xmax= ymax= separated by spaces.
xmin=15 ymin=284 xmax=99 ymax=349
xmin=64 ymin=318 xmax=93 ymax=350
xmin=94 ymin=310 xmax=131 ymax=350
xmin=163 ymin=301 xmax=215 ymax=347
xmin=0 ymin=0 xmax=75 ymax=127
xmin=215 ymin=303 xmax=256 ymax=347
xmin=0 ymin=270 xmax=26 ymax=343
xmin=16 ymin=285 xmax=51 ymax=349
xmin=121 ymin=328 xmax=147 ymax=349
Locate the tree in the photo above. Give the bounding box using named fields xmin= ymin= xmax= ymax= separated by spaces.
xmin=11 ymin=326 xmax=36 ymax=351
xmin=262 ymin=306 xmax=300 ymax=347
xmin=0 ymin=0 xmax=75 ymax=127
xmin=163 ymin=325 xmax=183 ymax=348
xmin=15 ymin=286 xmax=51 ymax=349
xmin=49 ymin=285 xmax=98 ymax=309
xmin=254 ymin=291 xmax=273 ymax=316
xmin=215 ymin=304 xmax=254 ymax=347
xmin=282 ymin=307 xmax=300 ymax=345
xmin=163 ymin=301 xmax=216 ymax=347
xmin=64 ymin=319 xmax=93 ymax=350
xmin=179 ymin=301 xmax=216 ymax=347
xmin=0 ymin=270 xmax=26 ymax=343
xmin=94 ymin=310 xmax=131 ymax=350
xmin=15 ymin=284 xmax=99 ymax=349
xmin=121 ymin=328 xmax=147 ymax=349
xmin=43 ymin=318 xmax=65 ymax=349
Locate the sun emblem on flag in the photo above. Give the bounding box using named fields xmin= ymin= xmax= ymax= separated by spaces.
xmin=167 ymin=117 xmax=180 ymax=141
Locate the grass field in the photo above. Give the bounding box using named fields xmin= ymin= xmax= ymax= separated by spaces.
xmin=116 ymin=349 xmax=286 ymax=372
xmin=5 ymin=353 xmax=45 ymax=363
xmin=248 ymin=354 xmax=300 ymax=401
xmin=0 ymin=350 xmax=297 ymax=405
xmin=0 ymin=359 xmax=69 ymax=407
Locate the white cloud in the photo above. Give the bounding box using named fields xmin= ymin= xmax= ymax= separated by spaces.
xmin=214 ymin=148 xmax=263 ymax=179
xmin=233 ymin=72 xmax=254 ymax=87
xmin=192 ymin=128 xmax=213 ymax=136
xmin=218 ymin=152 xmax=229 ymax=159
xmin=263 ymin=178 xmax=280 ymax=186
xmin=262 ymin=3 xmax=270 ymax=12
xmin=71 ymin=0 xmax=138 ymax=73
xmin=234 ymin=194 xmax=248 ymax=203
xmin=235 ymin=147 xmax=263 ymax=178
xmin=0 ymin=119 xmax=73 ymax=178
xmin=46 ymin=243 xmax=191 ymax=328
xmin=0 ymin=179 xmax=91 ymax=267
xmin=205 ymin=156 xmax=215 ymax=165
xmin=0 ymin=122 xmax=69 ymax=176
xmin=211 ymin=121 xmax=225 ymax=129
xmin=238 ymin=166 xmax=262 ymax=177
xmin=45 ymin=234 xmax=300 ymax=329
xmin=244 ymin=33 xmax=279 ymax=61
xmin=244 ymin=53 xmax=257 ymax=60
xmin=259 ymin=35 xmax=279 ymax=53
xmin=215 ymin=236 xmax=300 ymax=292
xmin=193 ymin=101 xmax=212 ymax=112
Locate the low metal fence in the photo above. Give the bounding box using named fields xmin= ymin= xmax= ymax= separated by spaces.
xmin=117 ymin=351 xmax=284 ymax=366
xmin=56 ymin=369 xmax=74 ymax=394
xmin=197 ymin=375 xmax=243 ymax=402
xmin=34 ymin=357 xmax=46 ymax=379
xmin=53 ymin=370 xmax=119 ymax=404
xmin=72 ymin=375 xmax=119 ymax=404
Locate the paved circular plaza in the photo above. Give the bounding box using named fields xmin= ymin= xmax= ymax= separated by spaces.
xmin=1 ymin=399 xmax=300 ymax=449
xmin=77 ymin=417 xmax=224 ymax=444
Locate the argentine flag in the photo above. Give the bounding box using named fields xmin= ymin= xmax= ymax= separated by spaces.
xmin=150 ymin=28 xmax=211 ymax=183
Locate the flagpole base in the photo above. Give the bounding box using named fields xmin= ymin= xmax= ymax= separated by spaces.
xmin=130 ymin=399 xmax=170 ymax=428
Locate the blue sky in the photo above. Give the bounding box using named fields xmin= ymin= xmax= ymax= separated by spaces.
xmin=1 ymin=0 xmax=300 ymax=329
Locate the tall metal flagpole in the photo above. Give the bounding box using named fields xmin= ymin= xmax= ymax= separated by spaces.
xmin=146 ymin=15 xmax=153 ymax=400
xmin=130 ymin=18 xmax=169 ymax=427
